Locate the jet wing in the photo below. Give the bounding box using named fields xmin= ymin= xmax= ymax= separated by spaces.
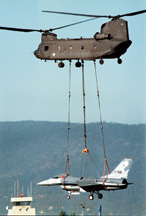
xmin=77 ymin=181 xmax=104 ymax=192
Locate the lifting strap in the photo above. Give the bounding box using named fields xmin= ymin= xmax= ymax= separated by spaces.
xmin=82 ymin=60 xmax=89 ymax=153
xmin=93 ymin=60 xmax=110 ymax=187
xmin=64 ymin=60 xmax=71 ymax=181
xmin=80 ymin=60 xmax=89 ymax=178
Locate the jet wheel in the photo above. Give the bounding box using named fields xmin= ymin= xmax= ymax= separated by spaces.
xmin=88 ymin=195 xmax=94 ymax=201
xmin=98 ymin=193 xmax=103 ymax=199
xmin=67 ymin=195 xmax=70 ymax=200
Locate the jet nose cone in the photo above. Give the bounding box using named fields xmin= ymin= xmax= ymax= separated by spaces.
xmin=37 ymin=180 xmax=49 ymax=186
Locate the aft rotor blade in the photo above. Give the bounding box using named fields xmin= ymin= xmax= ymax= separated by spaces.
xmin=49 ymin=18 xmax=97 ymax=31
xmin=42 ymin=10 xmax=111 ymax=18
xmin=0 ymin=26 xmax=44 ymax=33
xmin=43 ymin=9 xmax=146 ymax=19
xmin=118 ymin=9 xmax=146 ymax=18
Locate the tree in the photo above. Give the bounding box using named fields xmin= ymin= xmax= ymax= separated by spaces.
xmin=59 ymin=211 xmax=76 ymax=216
xmin=59 ymin=211 xmax=68 ymax=216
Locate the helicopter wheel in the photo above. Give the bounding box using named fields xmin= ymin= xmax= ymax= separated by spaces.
xmin=117 ymin=58 xmax=122 ymax=64
xmin=67 ymin=195 xmax=70 ymax=200
xmin=75 ymin=61 xmax=81 ymax=68
xmin=58 ymin=61 xmax=65 ymax=68
xmin=99 ymin=59 xmax=104 ymax=65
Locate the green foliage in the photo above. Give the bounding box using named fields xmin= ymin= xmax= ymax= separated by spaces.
xmin=59 ymin=211 xmax=68 ymax=216
xmin=59 ymin=211 xmax=76 ymax=216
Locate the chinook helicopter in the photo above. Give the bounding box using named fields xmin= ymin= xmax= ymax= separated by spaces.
xmin=0 ymin=9 xmax=146 ymax=68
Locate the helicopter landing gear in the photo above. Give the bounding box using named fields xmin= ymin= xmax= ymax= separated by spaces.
xmin=75 ymin=61 xmax=81 ymax=68
xmin=88 ymin=194 xmax=94 ymax=201
xmin=99 ymin=58 xmax=104 ymax=65
xmin=58 ymin=61 xmax=65 ymax=68
xmin=66 ymin=195 xmax=70 ymax=200
xmin=117 ymin=58 xmax=122 ymax=64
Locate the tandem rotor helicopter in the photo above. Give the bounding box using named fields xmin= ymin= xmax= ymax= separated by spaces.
xmin=0 ymin=9 xmax=146 ymax=68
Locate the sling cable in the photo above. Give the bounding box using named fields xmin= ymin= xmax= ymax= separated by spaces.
xmin=94 ymin=60 xmax=110 ymax=188
xmin=63 ymin=60 xmax=71 ymax=183
xmin=80 ymin=60 xmax=89 ymax=178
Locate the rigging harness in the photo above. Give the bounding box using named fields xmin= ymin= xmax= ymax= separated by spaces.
xmin=80 ymin=60 xmax=89 ymax=178
xmin=63 ymin=60 xmax=71 ymax=183
xmin=63 ymin=60 xmax=110 ymax=188
xmin=94 ymin=60 xmax=110 ymax=188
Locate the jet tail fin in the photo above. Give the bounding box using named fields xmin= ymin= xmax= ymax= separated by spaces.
xmin=107 ymin=158 xmax=133 ymax=179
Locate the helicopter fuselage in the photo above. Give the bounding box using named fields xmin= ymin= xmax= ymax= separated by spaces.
xmin=34 ymin=19 xmax=132 ymax=64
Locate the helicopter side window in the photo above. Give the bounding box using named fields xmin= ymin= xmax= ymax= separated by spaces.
xmin=44 ymin=46 xmax=49 ymax=51
xmin=93 ymin=45 xmax=97 ymax=50
xmin=81 ymin=45 xmax=84 ymax=50
xmin=57 ymin=46 xmax=61 ymax=50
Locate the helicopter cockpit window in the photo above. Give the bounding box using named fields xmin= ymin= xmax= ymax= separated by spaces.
xmin=38 ymin=44 xmax=41 ymax=50
xmin=44 ymin=46 xmax=49 ymax=51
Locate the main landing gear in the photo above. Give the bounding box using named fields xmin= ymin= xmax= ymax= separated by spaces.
xmin=99 ymin=58 xmax=122 ymax=65
xmin=98 ymin=193 xmax=103 ymax=199
xmin=88 ymin=194 xmax=94 ymax=200
xmin=58 ymin=61 xmax=65 ymax=68
xmin=58 ymin=58 xmax=122 ymax=68
xmin=88 ymin=192 xmax=103 ymax=200
xmin=67 ymin=195 xmax=70 ymax=200
xmin=75 ymin=60 xmax=82 ymax=68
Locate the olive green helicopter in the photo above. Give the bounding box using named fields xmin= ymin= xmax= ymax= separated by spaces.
xmin=0 ymin=9 xmax=145 ymax=68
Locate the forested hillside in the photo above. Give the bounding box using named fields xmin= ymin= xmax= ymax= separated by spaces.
xmin=0 ymin=121 xmax=145 ymax=215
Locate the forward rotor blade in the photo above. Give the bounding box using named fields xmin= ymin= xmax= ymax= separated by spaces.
xmin=42 ymin=10 xmax=111 ymax=18
xmin=49 ymin=18 xmax=97 ymax=31
xmin=0 ymin=26 xmax=44 ymax=33
xmin=118 ymin=9 xmax=146 ymax=18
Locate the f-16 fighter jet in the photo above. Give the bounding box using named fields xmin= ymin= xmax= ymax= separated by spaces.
xmin=37 ymin=158 xmax=133 ymax=200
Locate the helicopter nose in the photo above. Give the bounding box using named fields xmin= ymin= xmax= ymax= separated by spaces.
xmin=34 ymin=49 xmax=41 ymax=58
xmin=34 ymin=49 xmax=38 ymax=56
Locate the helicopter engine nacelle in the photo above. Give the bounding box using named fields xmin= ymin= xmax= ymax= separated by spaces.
xmin=42 ymin=32 xmax=57 ymax=42
xmin=94 ymin=32 xmax=111 ymax=40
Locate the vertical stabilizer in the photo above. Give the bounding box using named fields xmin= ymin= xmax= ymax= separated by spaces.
xmin=107 ymin=158 xmax=133 ymax=179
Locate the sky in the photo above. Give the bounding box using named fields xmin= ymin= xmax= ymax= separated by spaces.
xmin=0 ymin=0 xmax=145 ymax=124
